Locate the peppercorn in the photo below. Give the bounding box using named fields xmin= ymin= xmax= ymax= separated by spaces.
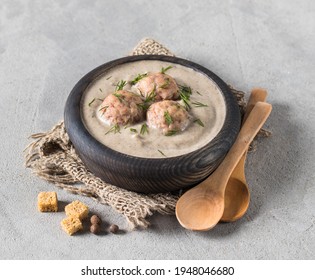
xmin=90 ymin=214 xmax=102 ymax=225
xmin=109 ymin=224 xmax=119 ymax=234
xmin=90 ymin=224 xmax=101 ymax=234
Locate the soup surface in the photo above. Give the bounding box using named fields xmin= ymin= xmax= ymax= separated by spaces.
xmin=81 ymin=60 xmax=226 ymax=158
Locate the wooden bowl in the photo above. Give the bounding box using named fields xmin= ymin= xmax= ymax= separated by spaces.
xmin=64 ymin=55 xmax=241 ymax=193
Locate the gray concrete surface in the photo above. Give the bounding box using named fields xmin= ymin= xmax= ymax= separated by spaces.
xmin=0 ymin=0 xmax=314 ymax=259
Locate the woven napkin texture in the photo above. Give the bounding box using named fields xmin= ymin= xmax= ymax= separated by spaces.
xmin=24 ymin=38 xmax=269 ymax=229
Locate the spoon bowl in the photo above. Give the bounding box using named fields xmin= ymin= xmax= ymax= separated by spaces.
xmin=222 ymin=177 xmax=249 ymax=221
xmin=176 ymin=101 xmax=272 ymax=231
xmin=176 ymin=186 xmax=225 ymax=231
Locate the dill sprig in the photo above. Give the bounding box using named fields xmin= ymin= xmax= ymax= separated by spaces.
xmin=137 ymin=87 xmax=156 ymax=111
xmin=144 ymin=87 xmax=156 ymax=103
xmin=164 ymin=111 xmax=173 ymax=125
xmin=140 ymin=123 xmax=149 ymax=135
xmin=179 ymin=85 xmax=192 ymax=110
xmin=88 ymin=98 xmax=96 ymax=106
xmin=113 ymin=93 xmax=124 ymax=103
xmin=123 ymin=122 xmax=130 ymax=129
xmin=105 ymin=124 xmax=121 ymax=135
xmin=99 ymin=106 xmax=108 ymax=111
xmin=137 ymin=103 xmax=150 ymax=111
xmin=159 ymin=77 xmax=170 ymax=89
xmin=161 ymin=66 xmax=173 ymax=74
xmin=99 ymin=105 xmax=108 ymax=115
xmin=193 ymin=118 xmax=205 ymax=127
xmin=130 ymin=73 xmax=147 ymax=85
xmin=158 ymin=150 xmax=167 ymax=157
xmin=192 ymin=101 xmax=208 ymax=107
xmin=115 ymin=80 xmax=127 ymax=91
xmin=165 ymin=130 xmax=177 ymax=136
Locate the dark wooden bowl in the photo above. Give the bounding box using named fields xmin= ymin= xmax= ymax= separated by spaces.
xmin=64 ymin=55 xmax=241 ymax=193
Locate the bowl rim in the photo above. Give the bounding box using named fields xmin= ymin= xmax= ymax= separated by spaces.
xmin=64 ymin=54 xmax=241 ymax=166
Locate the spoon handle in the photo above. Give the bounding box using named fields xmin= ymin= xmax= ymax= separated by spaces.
xmin=243 ymin=88 xmax=268 ymax=124
xmin=209 ymin=101 xmax=272 ymax=192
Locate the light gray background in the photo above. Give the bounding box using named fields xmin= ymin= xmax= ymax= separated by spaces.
xmin=1 ymin=0 xmax=314 ymax=259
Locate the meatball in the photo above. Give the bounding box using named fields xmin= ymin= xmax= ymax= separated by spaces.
xmin=99 ymin=90 xmax=144 ymax=125
xmin=135 ymin=73 xmax=179 ymax=101
xmin=147 ymin=100 xmax=190 ymax=135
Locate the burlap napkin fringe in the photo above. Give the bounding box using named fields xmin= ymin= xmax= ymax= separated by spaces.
xmin=24 ymin=38 xmax=270 ymax=229
xmin=25 ymin=122 xmax=180 ymax=229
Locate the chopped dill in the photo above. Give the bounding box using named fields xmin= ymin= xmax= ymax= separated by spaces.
xmin=196 ymin=91 xmax=202 ymax=95
xmin=161 ymin=66 xmax=173 ymax=74
xmin=194 ymin=118 xmax=205 ymax=127
xmin=106 ymin=76 xmax=112 ymax=80
xmin=192 ymin=101 xmax=208 ymax=107
xmin=99 ymin=105 xmax=108 ymax=115
xmin=113 ymin=93 xmax=124 ymax=102
xmin=130 ymin=128 xmax=137 ymax=133
xmin=130 ymin=73 xmax=147 ymax=85
xmin=160 ymin=78 xmax=170 ymax=89
xmin=115 ymin=80 xmax=127 ymax=91
xmin=158 ymin=150 xmax=167 ymax=157
xmin=179 ymin=85 xmax=192 ymax=98
xmin=123 ymin=123 xmax=130 ymax=129
xmin=144 ymin=87 xmax=156 ymax=103
xmin=137 ymin=103 xmax=149 ymax=111
xmin=178 ymin=85 xmax=192 ymax=110
xmin=165 ymin=130 xmax=177 ymax=136
xmin=88 ymin=98 xmax=95 ymax=106
xmin=137 ymin=87 xmax=156 ymax=111
xmin=105 ymin=124 xmax=120 ymax=135
xmin=99 ymin=106 xmax=108 ymax=111
xmin=164 ymin=111 xmax=173 ymax=125
xmin=140 ymin=123 xmax=149 ymax=135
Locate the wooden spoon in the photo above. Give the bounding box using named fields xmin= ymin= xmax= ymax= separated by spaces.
xmin=176 ymin=101 xmax=272 ymax=231
xmin=221 ymin=88 xmax=268 ymax=222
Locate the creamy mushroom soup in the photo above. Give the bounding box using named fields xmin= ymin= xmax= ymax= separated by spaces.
xmin=81 ymin=60 xmax=226 ymax=158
